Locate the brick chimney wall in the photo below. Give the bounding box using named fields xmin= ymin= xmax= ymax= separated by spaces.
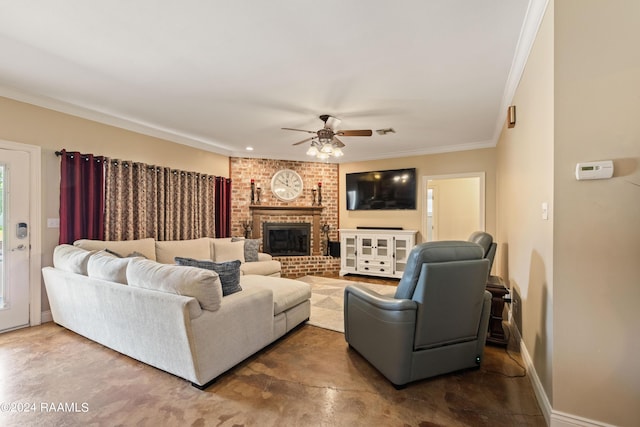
xmin=229 ymin=157 xmax=340 ymax=278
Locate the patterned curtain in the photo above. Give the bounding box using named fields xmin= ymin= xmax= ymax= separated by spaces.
xmin=58 ymin=150 xmax=105 ymax=244
xmin=215 ymin=177 xmax=232 ymax=238
xmin=104 ymin=159 xmax=216 ymax=241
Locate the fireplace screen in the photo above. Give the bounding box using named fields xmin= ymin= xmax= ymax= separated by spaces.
xmin=263 ymin=222 xmax=311 ymax=256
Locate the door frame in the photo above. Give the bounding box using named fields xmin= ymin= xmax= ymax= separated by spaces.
xmin=421 ymin=172 xmax=485 ymax=242
xmin=0 ymin=139 xmax=42 ymax=327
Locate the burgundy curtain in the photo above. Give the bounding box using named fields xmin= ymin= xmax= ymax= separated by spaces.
xmin=215 ymin=177 xmax=232 ymax=238
xmin=59 ymin=150 xmax=106 ymax=244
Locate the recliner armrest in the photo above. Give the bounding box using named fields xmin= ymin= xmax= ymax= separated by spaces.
xmin=344 ymin=284 xmax=417 ymax=311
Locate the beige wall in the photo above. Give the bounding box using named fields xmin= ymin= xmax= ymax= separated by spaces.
xmin=339 ymin=148 xmax=496 ymax=243
xmin=498 ymin=1 xmax=640 ymax=425
xmin=0 ymin=96 xmax=229 ymax=311
xmin=496 ymin=0 xmax=555 ymax=405
xmin=553 ymin=1 xmax=640 ymax=425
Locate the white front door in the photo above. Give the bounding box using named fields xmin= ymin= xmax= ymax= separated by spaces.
xmin=0 ymin=149 xmax=31 ymax=332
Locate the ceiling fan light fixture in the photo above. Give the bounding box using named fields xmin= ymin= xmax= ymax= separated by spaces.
xmin=306 ymin=145 xmax=319 ymax=156
xmin=316 ymin=151 xmax=330 ymax=160
xmin=320 ymin=143 xmax=334 ymax=154
xmin=332 ymin=147 xmax=344 ymax=157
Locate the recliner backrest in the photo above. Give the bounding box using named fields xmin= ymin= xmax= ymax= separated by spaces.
xmin=395 ymin=241 xmax=485 ymax=300
xmin=411 ymin=257 xmax=490 ymax=350
xmin=468 ymin=231 xmax=497 ymax=272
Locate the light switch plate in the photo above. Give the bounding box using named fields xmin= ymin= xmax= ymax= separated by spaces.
xmin=47 ymin=218 xmax=60 ymax=228
xmin=541 ymin=202 xmax=549 ymax=220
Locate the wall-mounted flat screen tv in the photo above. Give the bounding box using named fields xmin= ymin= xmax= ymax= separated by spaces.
xmin=346 ymin=168 xmax=417 ymax=210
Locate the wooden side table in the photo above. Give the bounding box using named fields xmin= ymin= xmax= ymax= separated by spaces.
xmin=485 ymin=275 xmax=509 ymax=346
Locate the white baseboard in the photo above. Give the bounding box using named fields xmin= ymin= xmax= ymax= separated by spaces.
xmin=506 ymin=317 xmax=611 ymax=427
xmin=41 ymin=310 xmax=53 ymax=323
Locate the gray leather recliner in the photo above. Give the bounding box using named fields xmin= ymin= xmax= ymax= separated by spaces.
xmin=468 ymin=231 xmax=497 ymax=272
xmin=343 ymin=241 xmax=492 ymax=388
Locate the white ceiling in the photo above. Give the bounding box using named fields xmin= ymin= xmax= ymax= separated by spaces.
xmin=0 ymin=1 xmax=545 ymax=162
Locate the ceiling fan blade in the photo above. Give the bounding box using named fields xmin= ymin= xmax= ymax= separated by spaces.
xmin=337 ymin=129 xmax=373 ymax=137
xmin=282 ymin=127 xmax=317 ymax=134
xmin=333 ymin=137 xmax=345 ymax=148
xmin=292 ymin=137 xmax=315 ymax=146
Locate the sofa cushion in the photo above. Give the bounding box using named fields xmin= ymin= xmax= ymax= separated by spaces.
xmin=211 ymin=239 xmax=246 ymax=263
xmin=127 ymin=258 xmax=223 ymax=311
xmin=240 ymin=275 xmax=311 ymax=315
xmin=53 ymin=244 xmax=93 ymax=275
xmin=174 ymin=257 xmax=242 ymax=296
xmin=74 ymin=238 xmax=157 ymax=261
xmin=240 ymin=260 xmax=281 ymax=277
xmin=231 ymin=237 xmax=261 ymax=262
xmin=155 ymin=238 xmax=211 ymax=264
xmin=87 ymin=250 xmax=132 ymax=284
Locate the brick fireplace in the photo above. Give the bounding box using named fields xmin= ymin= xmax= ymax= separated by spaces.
xmin=230 ymin=157 xmax=340 ymax=278
xmin=263 ymin=222 xmax=311 ymax=256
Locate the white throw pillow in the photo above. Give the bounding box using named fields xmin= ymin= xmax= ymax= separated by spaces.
xmin=87 ymin=250 xmax=132 ymax=285
xmin=126 ymin=258 xmax=223 ymax=311
xmin=53 ymin=244 xmax=93 ymax=275
xmin=212 ymin=240 xmax=246 ymax=263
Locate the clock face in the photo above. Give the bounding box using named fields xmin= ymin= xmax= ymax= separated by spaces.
xmin=271 ymin=169 xmax=304 ymax=201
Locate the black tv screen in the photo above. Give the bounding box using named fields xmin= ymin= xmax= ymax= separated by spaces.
xmin=346 ymin=168 xmax=417 ymax=210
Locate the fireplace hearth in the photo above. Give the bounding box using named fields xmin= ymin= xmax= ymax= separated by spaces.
xmin=263 ymin=222 xmax=311 ymax=257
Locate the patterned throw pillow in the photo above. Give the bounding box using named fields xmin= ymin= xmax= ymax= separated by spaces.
xmin=175 ymin=257 xmax=242 ymax=296
xmin=231 ymin=237 xmax=261 ymax=262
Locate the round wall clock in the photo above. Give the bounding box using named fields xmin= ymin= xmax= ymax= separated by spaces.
xmin=271 ymin=169 xmax=304 ymax=201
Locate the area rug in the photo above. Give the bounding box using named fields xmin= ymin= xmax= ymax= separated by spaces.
xmin=296 ymin=276 xmax=397 ymax=333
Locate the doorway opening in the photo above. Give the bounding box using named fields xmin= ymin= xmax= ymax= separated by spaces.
xmin=422 ymin=172 xmax=485 ymax=242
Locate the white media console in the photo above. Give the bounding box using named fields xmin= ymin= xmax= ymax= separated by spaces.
xmin=339 ymin=228 xmax=417 ymax=279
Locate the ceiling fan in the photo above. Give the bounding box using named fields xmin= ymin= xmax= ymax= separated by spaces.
xmin=282 ymin=114 xmax=372 ymax=159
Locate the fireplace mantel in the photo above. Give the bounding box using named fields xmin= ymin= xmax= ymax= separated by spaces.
xmin=249 ymin=205 xmax=324 ymax=255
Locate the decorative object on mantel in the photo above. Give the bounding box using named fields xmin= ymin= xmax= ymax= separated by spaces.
xmin=271 ymin=169 xmax=304 ymax=202
xmin=317 ymin=182 xmax=322 ymax=206
xmin=321 ymin=223 xmax=330 ymax=256
xmin=255 ymin=185 xmax=262 ymax=205
xmin=250 ymin=179 xmax=255 ymax=204
xmin=241 ymin=220 xmax=253 ymax=238
xmin=312 ymin=187 xmax=317 ymax=206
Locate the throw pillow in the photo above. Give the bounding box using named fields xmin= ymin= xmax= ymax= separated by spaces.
xmin=175 ymin=257 xmax=242 ymax=296
xmin=212 ymin=240 xmax=246 ymax=263
xmin=74 ymin=238 xmax=157 ymax=261
xmin=231 ymin=237 xmax=261 ymax=262
xmin=87 ymin=250 xmax=131 ymax=284
xmin=53 ymin=245 xmax=94 ymax=275
xmin=127 ymin=258 xmax=223 ymax=311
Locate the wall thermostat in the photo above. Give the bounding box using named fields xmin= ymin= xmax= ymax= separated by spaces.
xmin=575 ymin=160 xmax=614 ymax=180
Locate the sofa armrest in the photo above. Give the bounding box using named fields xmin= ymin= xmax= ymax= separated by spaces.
xmin=189 ymin=286 xmax=275 ymax=385
xmin=344 ymin=284 xmax=416 ymax=311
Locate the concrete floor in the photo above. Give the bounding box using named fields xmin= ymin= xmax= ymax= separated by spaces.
xmin=0 ymin=320 xmax=545 ymax=427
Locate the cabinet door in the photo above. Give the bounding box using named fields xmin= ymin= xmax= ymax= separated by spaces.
xmin=358 ymin=236 xmax=375 ymax=259
xmin=373 ymin=236 xmax=392 ymax=259
xmin=341 ymin=235 xmax=358 ymax=272
xmin=393 ymin=236 xmax=414 ymax=275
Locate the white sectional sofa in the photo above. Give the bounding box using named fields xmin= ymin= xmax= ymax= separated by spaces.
xmin=42 ymin=238 xmax=311 ymax=389
xmin=73 ymin=236 xmax=282 ymax=276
